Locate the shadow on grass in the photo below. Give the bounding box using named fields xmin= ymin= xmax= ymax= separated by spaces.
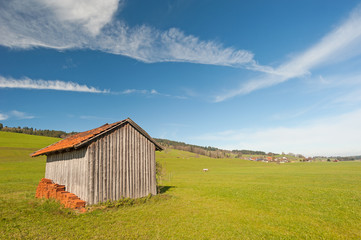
xmin=157 ymin=185 xmax=176 ymax=194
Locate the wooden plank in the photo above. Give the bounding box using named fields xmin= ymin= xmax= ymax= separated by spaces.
xmin=119 ymin=127 xmax=122 ymax=199
xmin=109 ymin=133 xmax=113 ymax=200
xmin=135 ymin=130 xmax=139 ymax=198
xmin=134 ymin=127 xmax=137 ymax=197
xmin=114 ymin=131 xmax=116 ymax=200
xmin=149 ymin=140 xmax=152 ymax=194
xmin=113 ymin=131 xmax=117 ymax=200
xmin=120 ymin=126 xmax=125 ymax=198
xmin=99 ymin=137 xmax=104 ymax=203
xmin=96 ymin=139 xmax=100 ymax=204
xmin=138 ymin=131 xmax=142 ymax=197
xmin=108 ymin=133 xmax=112 ymax=200
xmin=150 ymin=141 xmax=154 ymax=195
xmin=127 ymin=124 xmax=131 ymax=198
xmin=135 ymin=129 xmax=139 ymax=198
xmin=118 ymin=127 xmax=121 ymax=198
xmin=139 ymin=135 xmax=143 ymax=197
xmin=129 ymin=125 xmax=132 ymax=198
xmin=137 ymin=130 xmax=140 ymax=197
xmin=112 ymin=131 xmax=115 ymax=200
xmin=128 ymin=124 xmax=131 ymax=198
xmin=133 ymin=127 xmax=137 ymax=198
xmin=89 ymin=143 xmax=94 ymax=204
xmin=132 ymin=128 xmax=136 ymax=198
xmin=139 ymin=131 xmax=143 ymax=197
xmin=120 ymin=126 xmax=126 ymax=198
xmin=125 ymin=124 xmax=129 ymax=198
xmin=145 ymin=140 xmax=148 ymax=195
xmin=104 ymin=134 xmax=108 ymax=201
xmin=94 ymin=141 xmax=98 ymax=204
xmin=123 ymin=125 xmax=126 ymax=198
xmin=142 ymin=137 xmax=145 ymax=197
xmin=106 ymin=134 xmax=109 ymax=201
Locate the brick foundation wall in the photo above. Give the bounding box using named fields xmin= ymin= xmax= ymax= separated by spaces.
xmin=35 ymin=178 xmax=86 ymax=212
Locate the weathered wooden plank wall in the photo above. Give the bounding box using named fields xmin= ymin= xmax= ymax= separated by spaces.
xmin=86 ymin=123 xmax=157 ymax=205
xmin=45 ymin=148 xmax=89 ymax=201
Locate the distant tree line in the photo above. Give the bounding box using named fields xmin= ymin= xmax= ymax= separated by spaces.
xmin=154 ymin=138 xmax=276 ymax=159
xmin=231 ymin=149 xmax=268 ymax=155
xmin=155 ymin=138 xmax=228 ymax=158
xmin=0 ymin=123 xmax=77 ymax=138
xmin=335 ymin=156 xmax=361 ymax=161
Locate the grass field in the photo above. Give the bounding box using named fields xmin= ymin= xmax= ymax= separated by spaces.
xmin=0 ymin=132 xmax=360 ymax=239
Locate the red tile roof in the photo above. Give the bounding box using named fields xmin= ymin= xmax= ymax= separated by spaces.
xmin=32 ymin=118 xmax=162 ymax=157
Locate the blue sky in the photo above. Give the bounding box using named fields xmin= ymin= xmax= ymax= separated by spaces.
xmin=1 ymin=0 xmax=361 ymax=156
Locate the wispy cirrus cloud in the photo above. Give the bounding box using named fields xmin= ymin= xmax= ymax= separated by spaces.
xmin=0 ymin=75 xmax=108 ymax=93
xmin=0 ymin=74 xmax=187 ymax=98
xmin=118 ymin=88 xmax=187 ymax=99
xmin=0 ymin=0 xmax=271 ymax=72
xmin=120 ymin=89 xmax=154 ymax=95
xmin=215 ymin=4 xmax=361 ymax=102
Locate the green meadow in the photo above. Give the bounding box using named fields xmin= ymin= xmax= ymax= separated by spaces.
xmin=0 ymin=132 xmax=360 ymax=239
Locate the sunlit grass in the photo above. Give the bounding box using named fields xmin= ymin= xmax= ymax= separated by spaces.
xmin=0 ymin=132 xmax=360 ymax=239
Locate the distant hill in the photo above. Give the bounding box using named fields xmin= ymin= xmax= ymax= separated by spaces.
xmin=0 ymin=123 xmax=77 ymax=138
xmin=154 ymin=138 xmax=275 ymax=159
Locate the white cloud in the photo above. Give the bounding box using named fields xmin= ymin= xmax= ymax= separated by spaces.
xmin=40 ymin=0 xmax=120 ymax=36
xmin=0 ymin=0 xmax=270 ymax=72
xmin=195 ymin=108 xmax=361 ymax=156
xmin=215 ymin=4 xmax=361 ymax=102
xmin=120 ymin=89 xmax=149 ymax=95
xmin=10 ymin=110 xmax=34 ymax=119
xmin=0 ymin=113 xmax=9 ymax=121
xmin=150 ymin=89 xmax=158 ymax=94
xmin=0 ymin=110 xmax=34 ymax=120
xmin=0 ymin=75 xmax=108 ymax=93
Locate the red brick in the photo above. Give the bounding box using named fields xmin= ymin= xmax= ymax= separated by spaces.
xmin=35 ymin=178 xmax=87 ymax=212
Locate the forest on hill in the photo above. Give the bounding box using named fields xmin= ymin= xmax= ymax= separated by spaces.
xmin=0 ymin=123 xmax=77 ymax=138
xmin=154 ymin=138 xmax=274 ymax=159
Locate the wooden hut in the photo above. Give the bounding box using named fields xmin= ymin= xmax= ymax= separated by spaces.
xmin=32 ymin=118 xmax=163 ymax=205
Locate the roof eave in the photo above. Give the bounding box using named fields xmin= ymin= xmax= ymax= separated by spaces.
xmin=31 ymin=146 xmax=77 ymax=157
